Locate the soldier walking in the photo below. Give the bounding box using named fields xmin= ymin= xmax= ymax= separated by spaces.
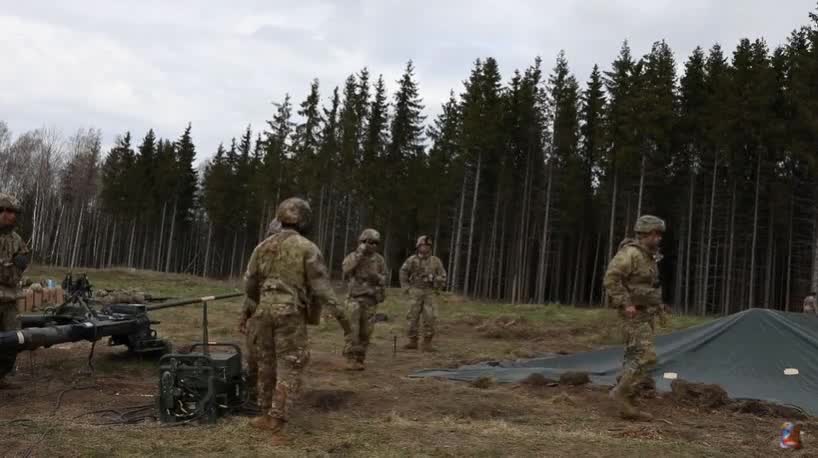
xmin=240 ymin=198 xmax=351 ymax=435
xmin=399 ymin=236 xmax=447 ymax=352
xmin=0 ymin=193 xmax=29 ymax=389
xmin=341 ymin=229 xmax=386 ymax=371
xmin=603 ymin=215 xmax=666 ymax=421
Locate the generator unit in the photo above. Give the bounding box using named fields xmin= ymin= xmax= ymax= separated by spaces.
xmin=158 ymin=343 xmax=246 ymax=424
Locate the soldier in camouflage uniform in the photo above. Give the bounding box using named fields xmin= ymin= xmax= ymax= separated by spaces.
xmin=603 ymin=215 xmax=666 ymax=421
xmin=341 ymin=228 xmax=386 ymax=370
xmin=240 ymin=199 xmax=351 ymax=434
xmin=0 ymin=193 xmax=30 ymax=389
xmin=243 ymin=218 xmax=284 ymax=397
xmin=400 ymin=236 xmax=447 ymax=352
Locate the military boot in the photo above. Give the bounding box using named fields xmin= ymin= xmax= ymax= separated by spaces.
xmin=609 ymin=385 xmax=653 ymax=421
xmin=403 ymin=338 xmax=418 ymax=350
xmin=421 ymin=337 xmax=437 ymax=352
xmin=250 ymin=415 xmax=286 ymax=433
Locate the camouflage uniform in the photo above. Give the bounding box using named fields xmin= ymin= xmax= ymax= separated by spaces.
xmin=0 ymin=193 xmax=29 ymax=381
xmin=341 ymin=229 xmax=386 ymax=365
xmin=246 ymin=218 xmax=283 ymax=393
xmin=400 ymin=236 xmax=447 ymax=348
xmin=803 ymin=295 xmax=816 ymax=314
xmin=242 ymin=199 xmax=349 ymax=426
xmin=604 ymin=215 xmax=665 ymax=421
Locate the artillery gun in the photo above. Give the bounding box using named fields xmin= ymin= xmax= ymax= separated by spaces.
xmin=0 ymin=274 xmax=242 ymax=355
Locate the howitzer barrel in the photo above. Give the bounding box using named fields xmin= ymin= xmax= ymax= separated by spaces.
xmin=145 ymin=292 xmax=242 ymax=311
xmin=0 ymin=316 xmax=149 ymax=352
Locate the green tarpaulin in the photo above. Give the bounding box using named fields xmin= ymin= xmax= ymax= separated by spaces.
xmin=412 ymin=309 xmax=818 ymax=415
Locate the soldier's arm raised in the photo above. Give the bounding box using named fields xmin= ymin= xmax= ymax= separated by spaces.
xmin=306 ymin=248 xmax=352 ymax=334
xmin=602 ymin=248 xmax=634 ymax=309
xmin=341 ymin=251 xmax=362 ymax=278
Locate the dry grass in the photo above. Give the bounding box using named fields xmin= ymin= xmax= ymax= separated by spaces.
xmin=0 ymin=266 xmax=804 ymax=457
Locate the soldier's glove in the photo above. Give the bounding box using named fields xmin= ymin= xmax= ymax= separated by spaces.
xmin=13 ymin=254 xmax=29 ymax=271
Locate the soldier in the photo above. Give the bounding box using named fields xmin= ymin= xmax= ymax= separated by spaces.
xmin=341 ymin=228 xmax=386 ymax=370
xmin=243 ymin=217 xmax=284 ymax=398
xmin=603 ymin=215 xmax=666 ymax=422
xmin=399 ymin=235 xmax=447 ymax=352
xmin=803 ymin=293 xmax=816 ymax=314
xmin=0 ymin=193 xmax=30 ymax=389
xmin=239 ymin=198 xmax=351 ymax=435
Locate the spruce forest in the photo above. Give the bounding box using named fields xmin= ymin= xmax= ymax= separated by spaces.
xmin=5 ymin=10 xmax=818 ymax=316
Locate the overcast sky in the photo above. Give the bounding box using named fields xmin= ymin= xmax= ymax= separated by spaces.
xmin=1 ymin=0 xmax=815 ymax=164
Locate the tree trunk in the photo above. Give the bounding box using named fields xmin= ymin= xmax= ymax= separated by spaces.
xmin=684 ymin=172 xmax=695 ymax=313
xmin=165 ymin=199 xmax=178 ymax=272
xmin=538 ymin=163 xmax=554 ymax=303
xmin=127 ymin=219 xmax=137 ymax=267
xmin=203 ymin=222 xmax=213 ymax=277
xmin=156 ymin=201 xmax=168 ymax=270
xmin=748 ymin=154 xmax=762 ymax=308
xmin=70 ymin=205 xmax=85 ymax=269
xmin=605 ymin=169 xmax=618 ymax=307
xmin=724 ymin=180 xmax=737 ymax=315
xmin=463 ymin=152 xmax=482 ymax=296
xmin=637 ymin=153 xmax=646 ymax=216
xmin=589 ymin=232 xmax=602 ymax=305
xmin=786 ymin=193 xmax=794 ymax=311
xmin=451 ymin=170 xmax=469 ymax=291
xmin=702 ymin=159 xmax=718 ymax=315
xmin=764 ymin=202 xmax=774 ymax=308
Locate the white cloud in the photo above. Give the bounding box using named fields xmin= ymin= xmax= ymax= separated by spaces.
xmin=1 ymin=0 xmax=815 ymax=164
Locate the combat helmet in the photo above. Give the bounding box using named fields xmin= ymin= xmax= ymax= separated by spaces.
xmin=276 ymin=197 xmax=311 ymax=233
xmin=359 ymin=228 xmax=381 ymax=244
xmin=634 ymin=215 xmax=666 ymax=234
xmin=416 ymin=235 xmax=433 ymax=248
xmin=0 ymin=193 xmax=21 ymax=213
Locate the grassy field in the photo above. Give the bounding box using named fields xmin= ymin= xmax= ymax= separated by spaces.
xmin=0 ymin=266 xmax=809 ymax=457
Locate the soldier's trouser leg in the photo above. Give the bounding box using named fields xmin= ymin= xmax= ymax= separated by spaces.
xmin=245 ymin=316 xmax=262 ymax=394
xmin=356 ymin=298 xmax=377 ymax=362
xmin=615 ymin=314 xmax=657 ymax=398
xmin=406 ymin=292 xmax=424 ymax=341
xmin=0 ymin=302 xmax=18 ymax=379
xmin=257 ymin=305 xmax=309 ymax=422
xmin=420 ymin=293 xmax=437 ymax=342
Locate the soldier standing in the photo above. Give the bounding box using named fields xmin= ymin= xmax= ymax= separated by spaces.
xmin=341 ymin=229 xmax=386 ymax=371
xmin=0 ymin=193 xmax=30 ymax=389
xmin=400 ymin=236 xmax=447 ymax=352
xmin=240 ymin=198 xmax=351 ymax=434
xmin=242 ymin=217 xmax=284 ymax=398
xmin=803 ymin=293 xmax=816 ymax=314
xmin=603 ymin=215 xmax=666 ymax=422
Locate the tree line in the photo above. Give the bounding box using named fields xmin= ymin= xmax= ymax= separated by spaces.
xmin=5 ymin=8 xmax=818 ymax=315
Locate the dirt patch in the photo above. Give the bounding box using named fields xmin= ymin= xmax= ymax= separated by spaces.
xmin=731 ymin=400 xmax=809 ymax=420
xmin=303 ymin=390 xmax=355 ymax=412
xmin=559 ymin=371 xmax=590 ymax=386
xmin=670 ymin=379 xmax=729 ymax=408
xmin=469 ymin=376 xmax=495 ymax=389
xmin=519 ymin=373 xmax=557 ymax=387
xmin=475 ymin=315 xmax=542 ymax=339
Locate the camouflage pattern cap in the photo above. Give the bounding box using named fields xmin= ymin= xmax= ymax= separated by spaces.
xmin=0 ymin=193 xmax=21 ymax=212
xmin=276 ymin=197 xmax=311 ymax=232
xmin=416 ymin=235 xmax=432 ymax=248
xmin=359 ymin=228 xmax=381 ymax=243
xmin=634 ymin=215 xmax=666 ymax=234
